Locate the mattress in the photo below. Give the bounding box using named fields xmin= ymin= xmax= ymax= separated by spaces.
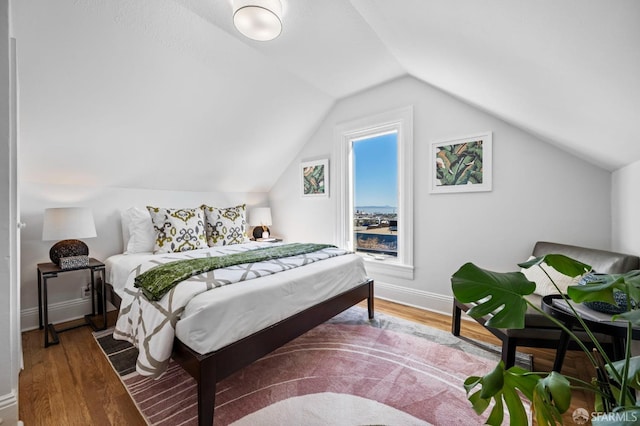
xmin=105 ymin=242 xmax=368 ymax=355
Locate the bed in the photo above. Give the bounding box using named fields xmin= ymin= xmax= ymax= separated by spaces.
xmin=104 ymin=240 xmax=373 ymax=425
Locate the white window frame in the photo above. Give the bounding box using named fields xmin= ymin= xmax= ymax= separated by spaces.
xmin=334 ymin=106 xmax=414 ymax=279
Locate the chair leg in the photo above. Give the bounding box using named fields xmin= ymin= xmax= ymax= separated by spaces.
xmin=611 ymin=337 xmax=625 ymax=361
xmin=452 ymin=302 xmax=462 ymax=336
xmin=553 ymin=330 xmax=571 ymax=372
xmin=502 ymin=338 xmax=517 ymax=368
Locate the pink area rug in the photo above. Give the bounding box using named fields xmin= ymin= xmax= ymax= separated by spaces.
xmin=94 ymin=307 xmax=531 ymax=425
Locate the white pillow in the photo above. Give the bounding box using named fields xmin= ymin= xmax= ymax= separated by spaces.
xmin=121 ymin=207 xmax=155 ymax=254
xmin=521 ymin=256 xmax=581 ymax=296
xmin=120 ymin=209 xmax=133 ymax=252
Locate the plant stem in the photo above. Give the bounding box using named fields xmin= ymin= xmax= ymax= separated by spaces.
xmin=617 ymin=285 xmax=635 ymax=408
xmin=619 ymin=321 xmax=633 ymax=407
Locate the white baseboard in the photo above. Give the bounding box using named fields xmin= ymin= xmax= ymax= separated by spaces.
xmin=0 ymin=391 xmax=19 ymax=425
xmin=374 ymin=281 xmax=454 ymax=316
xmin=21 ymin=297 xmax=93 ymax=332
xmin=374 ymin=283 xmax=482 ymax=324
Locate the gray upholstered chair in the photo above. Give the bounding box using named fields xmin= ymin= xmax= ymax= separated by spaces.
xmin=452 ymin=241 xmax=640 ymax=368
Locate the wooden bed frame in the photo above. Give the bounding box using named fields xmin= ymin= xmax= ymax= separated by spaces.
xmin=105 ymin=278 xmax=374 ymax=425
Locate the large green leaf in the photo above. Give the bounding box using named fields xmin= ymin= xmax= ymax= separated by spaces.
xmin=567 ymin=279 xmax=620 ymax=305
xmin=623 ymin=270 xmax=640 ymax=301
xmin=532 ymin=372 xmax=572 ymax=426
xmin=518 ymin=254 xmax=591 ymax=278
xmin=451 ymin=262 xmax=535 ymax=329
xmin=568 ymin=270 xmax=640 ymax=307
xmin=614 ymin=310 xmax=640 ymax=327
xmin=464 ymin=362 xmax=540 ymax=426
xmin=606 ymin=270 xmax=640 ymax=303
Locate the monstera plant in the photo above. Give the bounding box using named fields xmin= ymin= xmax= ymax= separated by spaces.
xmin=451 ymin=254 xmax=640 ymax=425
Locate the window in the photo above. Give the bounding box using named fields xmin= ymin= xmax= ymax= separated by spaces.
xmin=353 ymin=132 xmax=398 ymax=257
xmin=335 ymin=107 xmax=413 ymax=279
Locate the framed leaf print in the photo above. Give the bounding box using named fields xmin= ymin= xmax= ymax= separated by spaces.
xmin=430 ymin=132 xmax=492 ymax=193
xmin=301 ymin=159 xmax=329 ymax=198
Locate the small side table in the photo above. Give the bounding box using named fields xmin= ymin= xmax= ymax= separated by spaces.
xmin=37 ymin=258 xmax=107 ymax=347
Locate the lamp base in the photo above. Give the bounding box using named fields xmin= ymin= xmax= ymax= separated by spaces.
xmin=252 ymin=226 xmax=270 ymax=240
xmin=50 ymin=239 xmax=89 ymax=265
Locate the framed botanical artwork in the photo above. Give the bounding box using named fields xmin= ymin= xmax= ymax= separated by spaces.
xmin=301 ymin=159 xmax=329 ymax=198
xmin=430 ymin=132 xmax=492 ymax=193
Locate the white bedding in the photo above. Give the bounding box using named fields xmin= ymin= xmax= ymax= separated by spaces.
xmin=106 ymin=242 xmax=368 ymax=375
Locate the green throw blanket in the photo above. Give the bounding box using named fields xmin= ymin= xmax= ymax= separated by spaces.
xmin=135 ymin=243 xmax=335 ymax=301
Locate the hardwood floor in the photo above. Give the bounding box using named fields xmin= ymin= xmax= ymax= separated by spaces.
xmin=19 ymin=315 xmax=146 ymax=426
xmin=19 ymin=299 xmax=595 ymax=425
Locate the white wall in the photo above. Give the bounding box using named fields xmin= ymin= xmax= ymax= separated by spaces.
xmin=270 ymin=76 xmax=613 ymax=314
xmin=19 ymin=183 xmax=269 ymax=330
xmin=12 ymin=0 xmax=334 ymax=194
xmin=612 ymin=160 xmax=640 ymax=254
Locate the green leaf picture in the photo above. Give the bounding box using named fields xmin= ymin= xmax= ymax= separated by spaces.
xmin=431 ymin=133 xmax=492 ymax=193
xmin=301 ymin=159 xmax=328 ymax=197
xmin=436 ymin=140 xmax=483 ymax=186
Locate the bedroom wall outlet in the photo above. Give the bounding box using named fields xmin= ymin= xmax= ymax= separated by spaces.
xmin=81 ymin=285 xmax=91 ymax=299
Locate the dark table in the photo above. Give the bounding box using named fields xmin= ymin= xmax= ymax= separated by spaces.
xmin=37 ymin=258 xmax=107 ymax=347
xmin=541 ymin=294 xmax=640 ymax=371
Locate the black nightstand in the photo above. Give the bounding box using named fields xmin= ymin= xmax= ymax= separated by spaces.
xmin=37 ymin=258 xmax=107 ymax=347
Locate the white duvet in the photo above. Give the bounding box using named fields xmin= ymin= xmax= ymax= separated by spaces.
xmin=107 ymin=242 xmax=368 ymax=378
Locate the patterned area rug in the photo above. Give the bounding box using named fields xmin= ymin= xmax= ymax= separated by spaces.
xmin=93 ymin=307 xmax=531 ymax=425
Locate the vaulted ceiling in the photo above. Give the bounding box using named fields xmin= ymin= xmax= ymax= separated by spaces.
xmin=13 ymin=0 xmax=640 ymax=192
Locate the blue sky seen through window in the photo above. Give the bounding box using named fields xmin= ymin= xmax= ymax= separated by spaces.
xmin=353 ymin=131 xmax=398 ymax=256
xmin=353 ymin=132 xmax=398 ymax=210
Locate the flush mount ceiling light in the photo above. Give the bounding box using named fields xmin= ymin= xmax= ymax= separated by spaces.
xmin=233 ymin=0 xmax=282 ymax=41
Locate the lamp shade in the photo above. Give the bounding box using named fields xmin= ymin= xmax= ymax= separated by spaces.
xmin=42 ymin=207 xmax=97 ymax=241
xmin=233 ymin=0 xmax=282 ymax=41
xmin=42 ymin=207 xmax=97 ymax=266
xmin=249 ymin=207 xmax=272 ymax=226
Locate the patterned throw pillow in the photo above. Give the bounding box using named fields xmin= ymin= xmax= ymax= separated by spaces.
xmin=202 ymin=204 xmax=248 ymax=246
xmin=146 ymin=206 xmax=208 ymax=254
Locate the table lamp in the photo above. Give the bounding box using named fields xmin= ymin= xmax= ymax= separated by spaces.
xmin=42 ymin=207 xmax=97 ymax=269
xmin=249 ymin=207 xmax=272 ymax=239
